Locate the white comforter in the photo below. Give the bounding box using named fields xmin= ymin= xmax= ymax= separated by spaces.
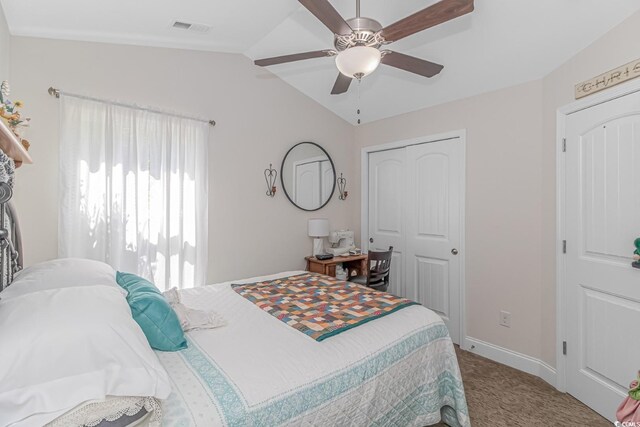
xmin=156 ymin=272 xmax=469 ymax=427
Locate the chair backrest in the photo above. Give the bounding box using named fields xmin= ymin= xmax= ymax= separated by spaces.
xmin=366 ymin=246 xmax=393 ymax=289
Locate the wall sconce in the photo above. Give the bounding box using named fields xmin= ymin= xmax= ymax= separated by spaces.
xmin=337 ymin=173 xmax=348 ymax=200
xmin=264 ymin=163 xmax=277 ymax=197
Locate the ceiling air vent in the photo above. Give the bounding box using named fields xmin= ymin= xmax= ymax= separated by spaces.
xmin=172 ymin=21 xmax=192 ymax=30
xmin=171 ymin=20 xmax=211 ymax=33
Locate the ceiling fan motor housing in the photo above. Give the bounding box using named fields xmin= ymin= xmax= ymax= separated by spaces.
xmin=334 ymin=17 xmax=384 ymax=51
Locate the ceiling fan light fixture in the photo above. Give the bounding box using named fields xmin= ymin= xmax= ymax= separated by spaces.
xmin=335 ymin=46 xmax=381 ymax=79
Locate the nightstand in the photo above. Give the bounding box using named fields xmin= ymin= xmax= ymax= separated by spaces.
xmin=305 ymin=254 xmax=368 ymax=278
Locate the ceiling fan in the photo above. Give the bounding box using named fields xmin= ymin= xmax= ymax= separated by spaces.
xmin=254 ymin=0 xmax=474 ymax=95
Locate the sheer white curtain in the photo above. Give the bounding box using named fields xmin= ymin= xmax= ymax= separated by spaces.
xmin=59 ymin=95 xmax=209 ymax=290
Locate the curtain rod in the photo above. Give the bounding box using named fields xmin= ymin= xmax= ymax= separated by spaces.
xmin=47 ymin=87 xmax=216 ymax=127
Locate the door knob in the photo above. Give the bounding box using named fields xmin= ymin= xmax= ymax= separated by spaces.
xmin=369 ymin=237 xmax=374 ymax=243
xmin=451 ymin=248 xmax=459 ymax=255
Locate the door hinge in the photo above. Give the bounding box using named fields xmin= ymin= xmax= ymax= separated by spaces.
xmin=563 ymin=341 xmax=567 ymax=355
xmin=562 ymin=138 xmax=566 ymax=152
xmin=562 ymin=240 xmax=567 ymax=254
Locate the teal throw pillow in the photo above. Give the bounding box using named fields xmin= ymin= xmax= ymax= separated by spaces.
xmin=116 ymin=271 xmax=187 ymax=352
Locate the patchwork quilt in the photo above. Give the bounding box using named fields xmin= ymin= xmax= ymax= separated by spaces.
xmin=231 ymin=273 xmax=419 ymax=341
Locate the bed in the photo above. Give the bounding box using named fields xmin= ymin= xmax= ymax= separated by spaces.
xmin=0 ymin=187 xmax=469 ymax=427
xmin=156 ymin=272 xmax=469 ymax=427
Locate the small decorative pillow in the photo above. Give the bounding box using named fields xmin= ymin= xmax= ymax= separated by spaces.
xmin=116 ymin=272 xmax=187 ymax=352
xmin=163 ymin=287 xmax=227 ymax=332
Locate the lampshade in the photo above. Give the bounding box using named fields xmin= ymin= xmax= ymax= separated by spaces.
xmin=335 ymin=46 xmax=381 ymax=79
xmin=308 ymin=219 xmax=329 ymax=237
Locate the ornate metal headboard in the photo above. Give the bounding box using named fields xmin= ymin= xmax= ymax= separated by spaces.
xmin=0 ymin=182 xmax=23 ymax=291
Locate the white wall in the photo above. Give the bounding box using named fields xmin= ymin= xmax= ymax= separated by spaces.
xmin=354 ymin=80 xmax=545 ymax=360
xmin=10 ymin=36 xmax=356 ymax=283
xmin=354 ymin=9 xmax=640 ymax=370
xmin=0 ymin=5 xmax=9 ymax=80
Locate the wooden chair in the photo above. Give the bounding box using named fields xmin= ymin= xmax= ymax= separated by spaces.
xmin=349 ymin=246 xmax=393 ymax=292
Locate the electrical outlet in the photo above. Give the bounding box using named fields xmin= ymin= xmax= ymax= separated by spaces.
xmin=499 ymin=310 xmax=511 ymax=328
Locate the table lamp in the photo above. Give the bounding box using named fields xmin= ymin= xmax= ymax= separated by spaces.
xmin=308 ymin=219 xmax=329 ymax=256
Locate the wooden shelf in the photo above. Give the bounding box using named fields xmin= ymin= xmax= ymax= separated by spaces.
xmin=0 ymin=119 xmax=32 ymax=166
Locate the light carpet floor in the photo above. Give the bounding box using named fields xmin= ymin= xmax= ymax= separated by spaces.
xmin=435 ymin=347 xmax=611 ymax=427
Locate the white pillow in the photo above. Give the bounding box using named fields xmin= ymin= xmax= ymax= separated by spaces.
xmin=0 ymin=258 xmax=125 ymax=300
xmin=0 ymin=285 xmax=171 ymax=427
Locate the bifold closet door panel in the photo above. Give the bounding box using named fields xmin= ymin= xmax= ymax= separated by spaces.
xmin=368 ymin=148 xmax=406 ymax=297
xmin=405 ymin=141 xmax=462 ymax=344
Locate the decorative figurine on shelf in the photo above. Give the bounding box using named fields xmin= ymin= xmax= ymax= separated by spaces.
xmin=633 ymin=238 xmax=640 ymax=269
xmin=616 ymin=371 xmax=640 ymax=424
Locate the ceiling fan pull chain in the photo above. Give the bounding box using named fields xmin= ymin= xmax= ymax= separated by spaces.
xmin=356 ymin=79 xmax=361 ymax=125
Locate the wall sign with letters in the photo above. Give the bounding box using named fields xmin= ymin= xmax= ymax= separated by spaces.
xmin=575 ymin=58 xmax=640 ymax=99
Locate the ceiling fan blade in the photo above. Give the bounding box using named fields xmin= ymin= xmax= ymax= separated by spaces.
xmin=381 ymin=52 xmax=444 ymax=78
xmin=254 ymin=50 xmax=333 ymax=67
xmin=331 ymin=73 xmax=352 ymax=95
xmin=380 ymin=0 xmax=474 ymax=43
xmin=299 ymin=0 xmax=352 ymax=35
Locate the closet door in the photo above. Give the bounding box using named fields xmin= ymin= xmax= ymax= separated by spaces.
xmin=405 ymin=140 xmax=463 ymax=344
xmin=368 ymin=149 xmax=406 ymax=296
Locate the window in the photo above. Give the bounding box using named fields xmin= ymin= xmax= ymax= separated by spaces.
xmin=59 ymin=95 xmax=208 ymax=290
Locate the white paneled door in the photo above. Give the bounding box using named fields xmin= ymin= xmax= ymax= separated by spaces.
xmin=368 ymin=138 xmax=464 ymax=343
xmin=565 ymin=90 xmax=640 ymax=420
xmin=406 ymin=142 xmax=463 ymax=344
xmin=368 ymin=148 xmax=406 ymax=299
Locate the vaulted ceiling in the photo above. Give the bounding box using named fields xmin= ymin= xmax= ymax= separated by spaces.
xmin=3 ymin=0 xmax=640 ymax=123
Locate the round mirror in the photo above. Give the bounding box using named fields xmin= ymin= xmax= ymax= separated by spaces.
xmin=281 ymin=142 xmax=336 ymax=211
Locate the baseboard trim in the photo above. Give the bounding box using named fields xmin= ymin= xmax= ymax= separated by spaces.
xmin=463 ymin=337 xmax=557 ymax=388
